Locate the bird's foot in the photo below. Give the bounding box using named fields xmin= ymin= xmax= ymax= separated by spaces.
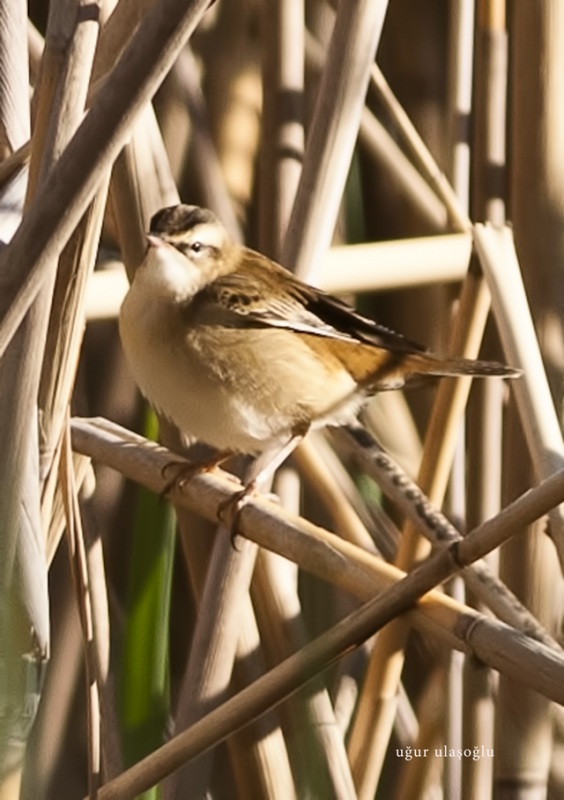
xmin=218 ymin=481 xmax=258 ymax=548
xmin=160 ymin=450 xmax=232 ymax=498
xmin=218 ymin=482 xmax=280 ymax=548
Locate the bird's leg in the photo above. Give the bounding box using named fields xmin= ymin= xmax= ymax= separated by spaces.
xmin=218 ymin=431 xmax=306 ymax=544
xmin=161 ymin=449 xmax=233 ymax=497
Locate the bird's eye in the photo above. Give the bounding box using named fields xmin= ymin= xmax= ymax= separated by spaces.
xmin=190 ymin=241 xmax=203 ymax=253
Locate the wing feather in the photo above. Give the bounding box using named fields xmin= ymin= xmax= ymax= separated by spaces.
xmin=185 ymin=248 xmax=427 ymax=356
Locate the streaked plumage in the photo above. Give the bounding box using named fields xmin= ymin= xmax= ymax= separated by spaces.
xmin=120 ymin=204 xmax=517 ymax=463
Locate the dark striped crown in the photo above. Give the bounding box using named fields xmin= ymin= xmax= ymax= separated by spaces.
xmin=149 ymin=205 xmax=218 ymax=236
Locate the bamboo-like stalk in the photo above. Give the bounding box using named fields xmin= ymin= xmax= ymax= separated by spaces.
xmin=474 ymin=225 xmax=564 ymax=557
xmin=21 ymin=583 xmax=83 ymax=797
xmin=393 ymin=668 xmax=446 ymax=800
xmin=369 ymin=65 xmax=470 ymax=233
xmin=359 ymin=107 xmax=448 ymax=231
xmin=252 ymin=531 xmax=356 ymax=797
xmin=71 ymin=434 xmax=564 ymax=800
xmin=0 ymin=0 xmax=101 ymax=781
xmin=334 ymin=424 xmax=559 ymax=649
xmin=0 ymin=0 xmax=29 ymax=156
xmin=22 ymin=6 xmax=113 ymax=791
xmin=0 ymin=0 xmax=212 ymax=359
xmin=228 ymin=597 xmax=297 ymax=800
xmin=282 ymin=0 xmax=390 ymax=280
xmin=347 ymin=261 xmax=493 ymax=796
xmin=59 ymin=425 xmax=101 ymax=796
xmin=173 ymin=48 xmax=242 ymax=241
xmin=294 ymin=436 xmax=377 ymax=552
xmin=464 ymin=2 xmax=508 ymax=796
xmin=258 ymin=0 xmax=305 ymax=258
xmin=493 ymin=2 xmax=564 ymax=791
xmin=446 ymin=6 xmax=475 ymax=797
xmin=259 ymin=468 xmax=349 ymax=795
xmin=305 ymin=28 xmax=448 ymax=232
xmin=69 ymin=417 xmax=564 ymax=689
xmin=253 ymin=5 xmax=355 ymax=793
xmin=198 ymin=0 xmax=261 ymax=218
xmin=39 ymin=183 xmax=110 ymax=535
xmin=164 ymin=533 xmax=261 ymax=799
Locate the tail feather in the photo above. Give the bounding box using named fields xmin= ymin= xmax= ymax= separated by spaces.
xmin=409 ymin=353 xmax=520 ymax=379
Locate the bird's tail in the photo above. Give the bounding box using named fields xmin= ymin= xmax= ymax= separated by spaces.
xmin=407 ymin=352 xmax=520 ymax=379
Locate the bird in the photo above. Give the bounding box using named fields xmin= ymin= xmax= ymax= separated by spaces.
xmin=119 ymin=204 xmax=518 ymax=527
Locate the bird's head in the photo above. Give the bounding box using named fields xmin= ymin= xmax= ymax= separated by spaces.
xmin=141 ymin=205 xmax=234 ymax=299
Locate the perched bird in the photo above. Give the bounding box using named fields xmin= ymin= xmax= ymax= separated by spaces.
xmin=119 ymin=204 xmax=517 ymax=517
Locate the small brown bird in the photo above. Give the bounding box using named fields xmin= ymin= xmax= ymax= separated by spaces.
xmin=119 ymin=204 xmax=517 ymax=513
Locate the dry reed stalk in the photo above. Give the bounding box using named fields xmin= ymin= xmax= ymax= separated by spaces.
xmin=394 ymin=667 xmax=446 ymax=799
xmin=323 ymin=39 xmax=497 ymax=792
xmin=462 ymin=656 xmax=496 ymax=800
xmin=255 ymin=7 xmax=354 ymax=790
xmin=252 ymin=550 xmax=356 ymax=799
xmin=27 ymin=20 xmax=44 ymax=87
xmin=77 ymin=445 xmax=564 ymax=800
xmin=109 ymin=105 xmax=180 ymax=276
xmin=91 ymin=0 xmax=156 ymax=83
xmin=305 ymin=18 xmax=448 ymax=231
xmin=258 ymin=0 xmax=305 ymax=257
xmin=196 ymin=1 xmax=261 ymax=218
xmin=305 ymin=24 xmax=448 ymax=232
xmin=494 ymin=2 xmax=564 ymax=790
xmin=228 ymin=602 xmax=297 ymax=800
xmin=445 ymin=7 xmax=476 ymax=796
xmin=300 ymin=428 xmax=399 ymax=561
xmin=369 ymin=64 xmax=470 ymax=233
xmin=176 ymin=501 xmax=298 ymax=799
xmin=173 ymin=48 xmax=242 ymax=241
xmin=31 ymin=0 xmax=108 ymax=533
xmin=322 ymin=233 xmax=472 ymax=293
xmin=347 ymin=262 xmax=493 ymax=794
xmin=39 ymin=185 xmax=110 ymax=533
xmin=46 ymin=454 xmax=92 ymax=565
xmin=22 ymin=7 xmax=114 ymax=791
xmin=294 ymin=436 xmax=377 ymax=552
xmin=335 ymin=424 xmax=559 ymax=649
xmin=463 ymin=2 xmax=508 ymax=795
xmin=359 ymin=107 xmax=448 ymax=231
xmin=164 ymin=531 xmax=261 ymax=798
xmin=283 ymin=0 xmax=389 ymax=280
xmin=475 ymin=225 xmax=564 ymax=558
xmin=0 ymin=0 xmax=212 ymax=359
xmin=21 ymin=586 xmax=83 ymax=796
xmin=0 ymin=0 xmax=76 ymax=782
xmin=69 ymin=418 xmax=564 ymax=695
xmin=0 ymin=141 xmax=30 ymax=185
xmin=0 ymin=0 xmax=29 ymax=156
xmin=59 ymin=424 xmax=101 ymax=796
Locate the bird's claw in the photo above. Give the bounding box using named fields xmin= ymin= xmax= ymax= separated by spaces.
xmin=217 ymin=482 xmax=258 ymax=548
xmin=160 ymin=450 xmax=232 ymax=499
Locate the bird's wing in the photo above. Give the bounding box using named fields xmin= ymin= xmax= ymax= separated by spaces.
xmin=185 ymin=248 xmax=427 ymax=356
